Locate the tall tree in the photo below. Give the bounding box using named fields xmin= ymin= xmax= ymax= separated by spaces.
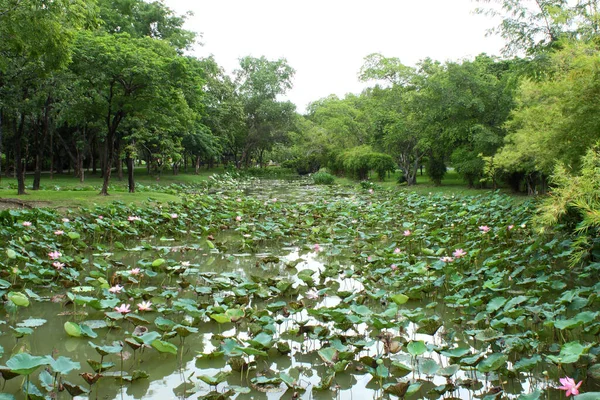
xmin=0 ymin=0 xmax=97 ymax=194
xmin=69 ymin=31 xmax=196 ymax=195
xmin=235 ymin=56 xmax=296 ymax=167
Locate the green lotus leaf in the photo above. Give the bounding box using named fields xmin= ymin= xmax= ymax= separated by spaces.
xmin=248 ymin=332 xmax=273 ymax=349
xmin=318 ymin=347 xmax=338 ymax=365
xmin=209 ymin=313 xmax=231 ymax=324
xmin=64 ymin=322 xmax=82 ymax=338
xmin=477 ymin=353 xmax=508 ymax=373
xmin=390 ymin=293 xmax=409 ymax=305
xmin=7 ymin=292 xmax=29 ymax=307
xmin=151 ymin=339 xmax=178 ymax=355
xmin=438 ymin=364 xmax=460 ymax=377
xmin=198 ymin=370 xmax=230 ymax=386
xmin=517 ymin=390 xmax=542 ymax=400
xmin=407 ymin=340 xmax=427 ymax=357
xmin=5 ymin=353 xmax=50 ymax=375
xmin=50 ymin=356 xmax=80 ymax=375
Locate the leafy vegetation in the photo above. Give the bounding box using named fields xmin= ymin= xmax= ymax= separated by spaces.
xmin=0 ymin=177 xmax=598 ymax=399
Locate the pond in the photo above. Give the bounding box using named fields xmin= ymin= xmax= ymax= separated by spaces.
xmin=0 ymin=178 xmax=598 ymax=400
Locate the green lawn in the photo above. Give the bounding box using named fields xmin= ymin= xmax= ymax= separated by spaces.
xmin=0 ymin=167 xmax=219 ymax=208
xmin=334 ymin=169 xmax=520 ymax=197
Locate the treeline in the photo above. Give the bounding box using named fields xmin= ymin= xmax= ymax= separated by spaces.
xmin=0 ymin=0 xmax=296 ymax=194
xmin=3 ymin=0 xmax=600 ymax=198
xmin=277 ymin=0 xmax=600 ymax=195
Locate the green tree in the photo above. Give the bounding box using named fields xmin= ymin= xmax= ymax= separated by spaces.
xmin=235 ymin=56 xmax=296 ymax=167
xmin=70 ymin=31 xmax=197 ymax=195
xmin=0 ymin=0 xmax=97 ymax=194
xmin=496 ymin=41 xmax=600 ymax=193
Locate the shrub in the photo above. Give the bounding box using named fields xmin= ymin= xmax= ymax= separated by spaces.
xmin=426 ymin=156 xmax=447 ymax=186
xmin=312 ymin=171 xmax=335 ymax=185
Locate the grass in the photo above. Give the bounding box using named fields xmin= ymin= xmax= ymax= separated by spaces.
xmin=334 ymin=169 xmax=522 ymax=197
xmin=0 ymin=166 xmax=527 ymax=209
xmin=0 ymin=167 xmax=219 ymax=208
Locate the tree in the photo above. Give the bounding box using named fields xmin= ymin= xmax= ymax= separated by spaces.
xmin=235 ymin=56 xmax=296 ymax=167
xmin=97 ymin=0 xmax=195 ymax=51
xmin=70 ymin=31 xmax=197 ymax=195
xmin=496 ymin=41 xmax=600 ymax=193
xmin=474 ymin=0 xmax=600 ymax=55
xmin=0 ymin=0 xmax=97 ymax=194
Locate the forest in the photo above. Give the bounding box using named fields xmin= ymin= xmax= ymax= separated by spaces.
xmin=1 ymin=0 xmax=600 ymax=197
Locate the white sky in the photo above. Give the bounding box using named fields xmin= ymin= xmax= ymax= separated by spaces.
xmin=164 ymin=0 xmax=504 ymax=113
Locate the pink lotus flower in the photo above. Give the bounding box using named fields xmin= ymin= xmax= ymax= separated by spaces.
xmin=403 ymin=230 xmax=411 ymax=236
xmin=236 ymin=216 xmax=242 ymax=222
xmin=394 ymin=248 xmax=401 ymax=254
xmin=479 ymin=225 xmax=490 ymax=233
xmin=62 ymin=218 xmax=70 ymax=223
xmin=508 ymin=225 xmax=514 ymax=230
xmin=181 ymin=261 xmax=190 ymax=267
xmin=48 ymin=251 xmax=62 ymax=260
xmin=170 ymin=213 xmax=178 ymax=219
xmin=440 ymin=256 xmax=454 ymax=263
xmin=236 ymin=198 xmax=242 ymax=202
xmin=129 ymin=268 xmax=141 ymax=275
xmin=22 ymin=221 xmax=32 ymax=227
xmin=369 ymin=189 xmax=374 ymax=194
xmin=305 ymin=289 xmax=319 ymax=300
xmin=272 ymin=198 xmax=277 ymax=202
xmin=453 ymin=249 xmax=466 ymax=258
xmin=557 ymin=377 xmax=582 ymax=397
xmin=114 ymin=304 xmax=131 ymax=314
xmin=98 ymin=215 xmax=104 ymax=220
xmin=128 ymin=216 xmax=141 ymax=222
xmin=109 ymin=285 xmax=124 ymax=294
xmin=390 ymin=264 xmax=398 ymax=270
xmin=54 ymin=230 xmax=64 ymax=236
xmin=52 ymin=261 xmax=65 ymax=270
xmin=313 ymin=244 xmax=321 ymax=252
xmin=137 ymin=301 xmax=152 ymax=312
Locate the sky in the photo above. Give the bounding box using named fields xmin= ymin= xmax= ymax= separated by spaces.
xmin=164 ymin=0 xmax=505 ymax=113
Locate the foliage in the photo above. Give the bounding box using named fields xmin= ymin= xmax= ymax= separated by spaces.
xmin=312 ymin=171 xmax=335 ymax=185
xmin=336 ymin=145 xmax=395 ymax=181
xmin=537 ymin=143 xmax=600 ymax=265
xmin=0 ymin=178 xmax=596 ymax=399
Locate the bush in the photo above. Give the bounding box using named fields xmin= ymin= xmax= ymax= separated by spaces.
xmin=312 ymin=171 xmax=335 ymax=185
xmin=337 ymin=146 xmax=396 ymax=181
xmin=426 ymin=156 xmax=447 ymax=186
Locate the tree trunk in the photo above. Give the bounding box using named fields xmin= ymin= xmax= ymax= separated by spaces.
xmin=195 ymin=155 xmax=200 ymax=174
xmin=14 ymin=114 xmax=26 ymax=195
xmin=0 ymin=108 xmax=3 ymax=185
xmin=127 ymin=156 xmax=135 ymax=193
xmin=100 ymin=132 xmax=113 ymax=195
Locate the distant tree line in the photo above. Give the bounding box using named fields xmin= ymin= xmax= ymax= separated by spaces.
xmin=3 ymin=0 xmax=600 ymax=197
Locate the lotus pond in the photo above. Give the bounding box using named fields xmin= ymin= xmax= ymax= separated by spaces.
xmin=0 ymin=177 xmax=599 ymax=400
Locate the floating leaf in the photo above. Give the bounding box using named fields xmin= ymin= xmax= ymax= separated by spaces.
xmin=17 ymin=318 xmax=46 ymax=328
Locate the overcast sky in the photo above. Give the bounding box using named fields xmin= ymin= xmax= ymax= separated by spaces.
xmin=164 ymin=0 xmax=504 ymax=113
